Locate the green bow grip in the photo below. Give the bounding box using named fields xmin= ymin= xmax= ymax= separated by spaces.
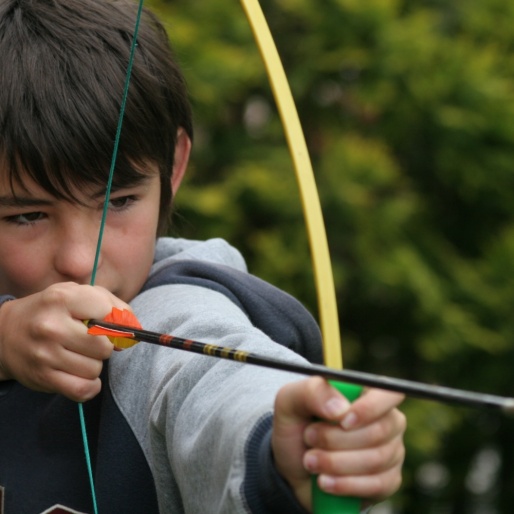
xmin=312 ymin=381 xmax=363 ymax=514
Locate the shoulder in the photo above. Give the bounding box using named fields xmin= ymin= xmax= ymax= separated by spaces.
xmin=153 ymin=237 xmax=247 ymax=272
xmin=139 ymin=240 xmax=323 ymax=364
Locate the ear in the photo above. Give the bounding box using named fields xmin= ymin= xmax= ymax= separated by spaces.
xmin=170 ymin=128 xmax=192 ymax=196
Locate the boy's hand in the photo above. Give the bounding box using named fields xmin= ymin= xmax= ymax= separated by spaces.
xmin=0 ymin=282 xmax=130 ymax=402
xmin=272 ymin=377 xmax=406 ymax=511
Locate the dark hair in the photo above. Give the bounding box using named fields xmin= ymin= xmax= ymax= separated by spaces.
xmin=0 ymin=0 xmax=193 ymax=234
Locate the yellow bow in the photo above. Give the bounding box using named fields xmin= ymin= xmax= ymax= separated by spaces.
xmin=238 ymin=2 xmax=364 ymax=513
xmin=239 ymin=0 xmax=343 ymax=370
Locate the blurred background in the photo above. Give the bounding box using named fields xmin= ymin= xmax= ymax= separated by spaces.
xmin=148 ymin=0 xmax=514 ymax=511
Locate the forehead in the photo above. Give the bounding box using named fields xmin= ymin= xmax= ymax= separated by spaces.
xmin=0 ymin=170 xmax=98 ymax=207
xmin=0 ymin=156 xmax=160 ymax=202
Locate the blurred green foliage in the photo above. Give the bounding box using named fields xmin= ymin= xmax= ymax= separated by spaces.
xmin=148 ymin=0 xmax=514 ymax=511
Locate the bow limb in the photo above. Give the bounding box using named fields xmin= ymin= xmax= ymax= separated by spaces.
xmin=239 ymin=1 xmax=362 ymax=512
xmin=239 ymin=0 xmax=341 ymax=369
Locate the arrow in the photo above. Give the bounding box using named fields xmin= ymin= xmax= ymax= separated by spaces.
xmin=86 ymin=319 xmax=514 ymax=413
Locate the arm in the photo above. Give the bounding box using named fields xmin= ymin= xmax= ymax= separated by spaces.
xmin=272 ymin=377 xmax=406 ymax=512
xmin=0 ymin=282 xmax=129 ymax=401
xmin=108 ymin=283 xmax=404 ymax=513
xmin=0 ymin=295 xmax=14 ymax=380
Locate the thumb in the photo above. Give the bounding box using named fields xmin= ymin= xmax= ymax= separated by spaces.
xmin=275 ymin=376 xmax=352 ymax=428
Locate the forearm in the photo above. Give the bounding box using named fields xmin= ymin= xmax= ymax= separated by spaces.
xmin=122 ymin=283 xmax=312 ymax=512
xmin=0 ymin=295 xmax=15 ymax=381
xmin=244 ymin=414 xmax=309 ymax=514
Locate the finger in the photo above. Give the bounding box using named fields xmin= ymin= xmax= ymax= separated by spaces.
xmin=71 ymin=284 xmax=131 ymax=317
xmin=23 ymin=366 xmax=103 ymax=403
xmin=29 ymin=312 xmax=114 ymax=360
xmin=339 ymin=389 xmax=405 ymax=430
xmin=23 ymin=336 xmax=106 ymax=383
xmin=31 ymin=344 xmax=106 ymax=382
xmin=49 ymin=371 xmax=103 ymax=403
xmin=274 ymin=376 xmax=352 ymax=430
xmin=305 ymin=431 xmax=405 ymax=476
xmin=76 ymin=334 xmax=114 ymax=360
xmin=57 ymin=348 xmax=106 ymax=381
xmin=64 ymin=326 xmax=115 ymax=361
xmin=314 ymin=461 xmax=404 ymax=500
xmin=39 ymin=283 xmax=130 ymax=321
xmin=304 ymin=408 xmax=406 ymax=451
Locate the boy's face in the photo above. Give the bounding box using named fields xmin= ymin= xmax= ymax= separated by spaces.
xmin=0 ymin=165 xmax=161 ymax=302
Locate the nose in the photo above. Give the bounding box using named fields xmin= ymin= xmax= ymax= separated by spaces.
xmin=52 ymin=216 xmax=101 ymax=283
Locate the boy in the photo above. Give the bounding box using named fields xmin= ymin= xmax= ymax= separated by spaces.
xmin=0 ymin=0 xmax=405 ymax=513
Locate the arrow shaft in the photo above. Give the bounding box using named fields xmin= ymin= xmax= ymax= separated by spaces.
xmin=87 ymin=319 xmax=514 ymax=413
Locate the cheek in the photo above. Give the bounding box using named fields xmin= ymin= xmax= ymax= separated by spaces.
xmin=120 ymin=229 xmax=155 ymax=272
xmin=0 ymin=244 xmax=51 ymax=296
xmin=107 ymin=214 xmax=159 ymax=302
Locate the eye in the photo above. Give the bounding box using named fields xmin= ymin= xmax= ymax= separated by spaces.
xmin=5 ymin=211 xmax=46 ymax=225
xmin=108 ymin=195 xmax=137 ymax=211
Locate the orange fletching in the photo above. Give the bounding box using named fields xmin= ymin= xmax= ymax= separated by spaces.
xmin=87 ymin=307 xmax=142 ymax=350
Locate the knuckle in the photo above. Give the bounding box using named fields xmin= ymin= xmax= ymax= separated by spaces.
xmin=273 ymin=382 xmax=290 ymax=410
xmin=306 ymin=376 xmax=328 ymax=398
xmin=395 ymin=439 xmax=406 ymax=466
xmin=312 ymin=425 xmax=331 ymax=448
xmin=370 ymin=420 xmax=389 ymax=444
xmin=368 ymin=408 xmax=406 ymax=446
xmin=396 ymin=410 xmax=407 ymax=433
xmin=368 ymin=444 xmax=394 ymax=473
xmin=41 ymin=283 xmax=71 ymax=306
xmin=28 ymin=365 xmax=49 ymax=389
xmin=370 ymin=475 xmax=389 ymax=497
xmin=31 ymin=317 xmax=61 ymax=341
xmin=376 ymin=467 xmax=403 ymax=498
xmin=392 ymin=468 xmax=403 ymax=493
xmin=366 ymin=418 xmax=393 ymax=447
xmin=319 ymin=450 xmax=338 ymax=473
xmin=98 ymin=339 xmax=115 ymax=359
xmin=71 ymin=380 xmax=100 ymax=403
xmin=365 ymin=439 xmax=405 ymax=483
xmin=309 ymin=375 xmax=327 ymax=389
xmin=28 ymin=338 xmax=56 ymax=371
xmin=361 ymin=473 xmax=395 ymax=499
xmin=90 ymin=359 xmax=104 ymax=378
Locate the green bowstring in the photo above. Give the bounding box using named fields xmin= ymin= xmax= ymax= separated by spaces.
xmin=79 ymin=1 xmax=145 ymax=513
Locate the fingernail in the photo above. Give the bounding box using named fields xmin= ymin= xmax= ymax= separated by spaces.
xmin=341 ymin=412 xmax=357 ymax=430
xmin=304 ymin=454 xmax=319 ymax=473
xmin=304 ymin=426 xmax=317 ymax=446
xmin=324 ymin=397 xmax=350 ymax=418
xmin=318 ymin=475 xmax=336 ymax=492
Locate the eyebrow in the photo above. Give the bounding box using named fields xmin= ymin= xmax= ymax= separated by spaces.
xmin=0 ymin=176 xmax=153 ymax=208
xmin=0 ymin=196 xmax=53 ymax=207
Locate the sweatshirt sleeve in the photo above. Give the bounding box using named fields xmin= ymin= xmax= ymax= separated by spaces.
xmin=0 ymin=295 xmax=15 ymax=308
xmin=243 ymin=414 xmax=309 ymax=514
xmin=243 ymin=416 xmax=375 ymax=514
xmin=111 ymin=283 xmax=316 ymax=513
